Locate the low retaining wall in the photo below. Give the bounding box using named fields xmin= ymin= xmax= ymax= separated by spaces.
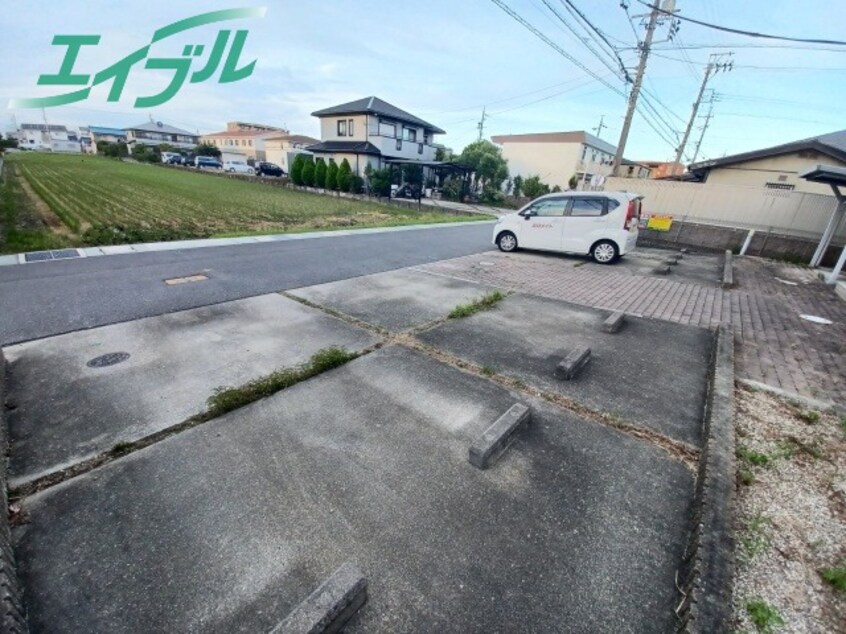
xmin=0 ymin=350 xmax=28 ymax=633
xmin=638 ymin=219 xmax=843 ymax=266
xmin=676 ymin=325 xmax=735 ymax=633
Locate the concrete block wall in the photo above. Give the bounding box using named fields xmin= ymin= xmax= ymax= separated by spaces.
xmin=637 ymin=220 xmax=844 ymax=266
xmin=0 ymin=350 xmax=28 ymax=633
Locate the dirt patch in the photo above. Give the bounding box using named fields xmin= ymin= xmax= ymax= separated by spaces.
xmin=14 ymin=165 xmax=76 ymax=234
xmin=733 ymin=386 xmax=846 ymax=633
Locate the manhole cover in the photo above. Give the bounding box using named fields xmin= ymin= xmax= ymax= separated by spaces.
xmin=87 ymin=352 xmax=131 ymax=368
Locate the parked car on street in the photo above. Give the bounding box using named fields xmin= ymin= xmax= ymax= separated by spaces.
xmin=162 ymin=153 xmax=184 ymax=165
xmin=195 ymin=156 xmax=222 ymax=170
xmin=223 ymin=160 xmax=255 ymax=175
xmin=255 ymin=161 xmax=285 ymax=177
xmin=492 ymin=191 xmax=642 ymax=263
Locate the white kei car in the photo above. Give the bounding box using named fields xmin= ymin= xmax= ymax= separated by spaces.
xmin=223 ymin=160 xmax=255 ymax=175
xmin=492 ymin=191 xmax=643 ymax=263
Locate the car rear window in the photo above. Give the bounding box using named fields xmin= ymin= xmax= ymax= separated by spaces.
xmin=569 ymin=198 xmax=606 ymax=217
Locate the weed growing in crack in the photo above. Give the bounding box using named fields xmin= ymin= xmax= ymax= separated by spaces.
xmin=820 ymin=561 xmax=846 ymax=592
xmin=737 ymin=444 xmax=770 ymax=467
xmin=448 ymin=290 xmax=505 ymax=319
xmin=740 ymin=514 xmax=773 ymax=561
xmin=745 ymin=599 xmax=784 ymax=633
xmin=205 ymin=347 xmax=358 ymax=418
xmin=480 ymin=365 xmax=495 ymax=377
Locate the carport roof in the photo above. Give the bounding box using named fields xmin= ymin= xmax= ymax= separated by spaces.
xmin=799 ymin=163 xmax=846 ymax=187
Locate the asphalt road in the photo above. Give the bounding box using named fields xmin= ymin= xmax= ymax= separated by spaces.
xmin=0 ymin=223 xmax=494 ymax=345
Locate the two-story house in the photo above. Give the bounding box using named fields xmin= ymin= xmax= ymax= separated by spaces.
xmin=125 ymin=121 xmax=199 ymax=151
xmin=200 ymin=121 xmax=288 ymax=161
xmin=491 ymin=131 xmax=617 ymax=191
xmin=307 ymin=96 xmax=445 ymax=175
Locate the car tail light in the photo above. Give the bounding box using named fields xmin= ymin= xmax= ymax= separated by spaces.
xmin=625 ymin=199 xmax=640 ymax=230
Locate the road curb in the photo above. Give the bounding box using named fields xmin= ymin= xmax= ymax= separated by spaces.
xmin=0 ymin=349 xmax=29 ymax=633
xmin=676 ymin=324 xmax=735 ymax=633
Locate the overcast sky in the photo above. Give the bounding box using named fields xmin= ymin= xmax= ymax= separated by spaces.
xmin=2 ymin=0 xmax=843 ymax=163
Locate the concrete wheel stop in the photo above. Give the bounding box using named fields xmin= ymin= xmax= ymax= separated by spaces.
xmin=554 ymin=346 xmax=591 ymax=380
xmin=601 ymin=311 xmax=626 ymax=334
xmin=270 ymin=562 xmax=368 ymax=634
xmin=469 ymin=403 xmax=531 ymax=469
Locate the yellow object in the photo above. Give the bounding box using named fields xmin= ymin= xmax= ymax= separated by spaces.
xmin=646 ymin=215 xmax=673 ymax=231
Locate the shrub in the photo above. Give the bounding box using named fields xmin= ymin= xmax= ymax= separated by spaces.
xmin=522 ymin=175 xmax=550 ymax=199
xmin=326 ymin=161 xmax=339 ymax=190
xmin=337 ymin=158 xmax=352 ymax=192
xmin=290 ymin=154 xmax=304 ymax=185
xmin=512 ymin=174 xmax=523 ymax=197
xmin=314 ymin=157 xmax=327 ymax=188
xmin=480 ymin=186 xmax=504 ymax=205
xmin=301 ymin=157 xmax=315 ymax=187
xmin=568 ymin=174 xmax=578 ymax=189
xmin=367 ymin=167 xmax=392 ymax=196
xmin=442 ymin=177 xmax=464 ymax=201
xmin=348 ymin=175 xmax=364 ymax=194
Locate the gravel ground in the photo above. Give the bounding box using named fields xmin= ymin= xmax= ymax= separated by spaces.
xmin=733 ymin=386 xmax=846 ymax=633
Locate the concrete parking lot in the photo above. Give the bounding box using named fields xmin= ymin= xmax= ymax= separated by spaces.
xmin=4 ymin=256 xmax=717 ymax=633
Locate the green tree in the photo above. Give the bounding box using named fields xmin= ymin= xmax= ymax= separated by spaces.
xmin=326 ymin=160 xmax=339 ymax=190
xmin=568 ymin=174 xmax=578 ymax=190
xmin=402 ymin=163 xmax=423 ymax=188
xmin=290 ymin=154 xmax=304 ymax=185
xmin=314 ymin=157 xmax=327 ymax=188
xmin=337 ymin=158 xmax=353 ymax=192
xmin=434 ymin=146 xmax=446 ymax=162
xmin=458 ymin=140 xmax=508 ymax=192
xmin=194 ymin=142 xmax=220 ymax=158
xmin=522 ymin=175 xmax=550 ymax=199
xmin=301 ymin=156 xmax=315 ymax=187
xmin=512 ymin=175 xmax=523 ymax=197
xmin=551 ymin=185 xmax=562 ymax=193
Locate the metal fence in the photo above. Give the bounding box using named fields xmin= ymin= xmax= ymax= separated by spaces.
xmin=603 ymin=177 xmax=844 ymax=241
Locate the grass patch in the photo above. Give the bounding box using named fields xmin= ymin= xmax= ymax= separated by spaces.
xmin=839 ymin=416 xmax=846 ymax=437
xmin=739 ymin=468 xmax=755 ymax=486
xmin=110 ymin=441 xmax=134 ymax=456
xmin=480 ymin=365 xmax=495 ymax=377
xmin=820 ymin=562 xmax=846 ymax=592
xmin=205 ymin=347 xmax=358 ymax=418
xmin=2 ymin=153 xmax=481 ymax=253
xmin=448 ymin=290 xmax=506 ymax=319
xmin=737 ymin=444 xmax=771 ymax=467
xmin=745 ymin=599 xmax=784 ymax=633
xmin=740 ymin=513 xmax=773 ymax=561
xmin=799 ymin=410 xmax=820 ymax=424
xmin=0 ymin=161 xmax=78 ymax=253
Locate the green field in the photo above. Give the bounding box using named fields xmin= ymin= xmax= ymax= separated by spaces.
xmin=0 ymin=152 xmax=485 ymax=254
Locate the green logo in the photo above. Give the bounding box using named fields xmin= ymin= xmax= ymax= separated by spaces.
xmin=9 ymin=7 xmax=266 ymax=109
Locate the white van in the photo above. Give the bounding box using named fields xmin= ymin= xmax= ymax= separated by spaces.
xmin=492 ymin=191 xmax=642 ymax=263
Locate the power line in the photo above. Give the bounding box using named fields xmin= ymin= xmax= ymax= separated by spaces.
xmin=558 ymin=0 xmax=632 ymax=82
xmin=536 ymin=0 xmax=628 ymax=81
xmin=637 ymin=1 xmax=846 ymax=46
xmin=489 ymin=0 xmax=626 ymax=97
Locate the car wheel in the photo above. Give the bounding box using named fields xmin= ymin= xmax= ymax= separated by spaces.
xmin=497 ymin=231 xmax=518 ymax=252
xmin=228 ymin=168 xmax=235 ymax=173
xmin=248 ymin=169 xmax=254 ymax=175
xmin=591 ymin=240 xmax=618 ymax=264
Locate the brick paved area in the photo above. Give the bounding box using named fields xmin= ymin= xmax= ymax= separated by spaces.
xmin=415 ymin=251 xmax=846 ymax=407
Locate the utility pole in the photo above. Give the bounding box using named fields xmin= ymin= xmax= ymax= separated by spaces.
xmin=477 ymin=106 xmax=488 ymax=142
xmin=611 ymin=4 xmax=660 ymax=176
xmin=675 ymin=53 xmax=732 ymax=166
xmin=691 ymin=91 xmax=717 ymax=164
xmin=593 ymin=115 xmax=606 ymax=138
